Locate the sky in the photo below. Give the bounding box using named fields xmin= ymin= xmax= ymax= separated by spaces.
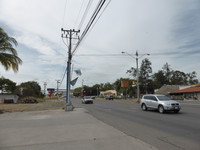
xmin=0 ymin=0 xmax=200 ymax=91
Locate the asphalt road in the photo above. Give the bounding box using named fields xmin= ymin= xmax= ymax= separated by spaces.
xmin=72 ymin=98 xmax=200 ymax=150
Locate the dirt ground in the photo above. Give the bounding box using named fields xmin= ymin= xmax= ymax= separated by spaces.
xmin=0 ymin=99 xmax=65 ymax=114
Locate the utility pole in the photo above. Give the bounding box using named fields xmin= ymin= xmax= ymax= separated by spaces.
xmin=56 ymin=80 xmax=60 ymax=96
xmin=61 ymin=28 xmax=80 ymax=111
xmin=44 ymin=82 xmax=47 ymax=96
xmin=136 ymin=55 xmax=140 ymax=102
xmin=121 ymin=51 xmax=150 ymax=103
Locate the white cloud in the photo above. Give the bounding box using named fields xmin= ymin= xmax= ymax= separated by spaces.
xmin=0 ymin=0 xmax=200 ymax=89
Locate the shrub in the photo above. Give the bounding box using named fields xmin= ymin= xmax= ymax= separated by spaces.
xmin=20 ymin=97 xmax=38 ymax=103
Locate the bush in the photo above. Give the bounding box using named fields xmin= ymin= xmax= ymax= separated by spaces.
xmin=20 ymin=97 xmax=38 ymax=103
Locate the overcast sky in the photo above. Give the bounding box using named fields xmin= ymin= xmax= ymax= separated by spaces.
xmin=0 ymin=0 xmax=200 ymax=91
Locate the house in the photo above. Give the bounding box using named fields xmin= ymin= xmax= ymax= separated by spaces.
xmin=170 ymin=84 xmax=200 ymax=100
xmin=155 ymin=85 xmax=180 ymax=95
xmin=0 ymin=94 xmax=19 ymax=104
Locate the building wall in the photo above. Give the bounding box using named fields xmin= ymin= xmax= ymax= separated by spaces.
xmin=100 ymin=90 xmax=117 ymax=96
xmin=171 ymin=92 xmax=200 ymax=100
xmin=0 ymin=95 xmax=19 ymax=103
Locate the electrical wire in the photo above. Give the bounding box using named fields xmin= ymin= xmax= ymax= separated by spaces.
xmin=62 ymin=0 xmax=68 ymax=28
xmin=72 ymin=0 xmax=108 ymax=55
xmin=59 ymin=64 xmax=67 ymax=88
xmin=74 ymin=0 xmax=86 ymax=28
xmin=73 ymin=0 xmax=111 ymax=56
xmin=75 ymin=53 xmax=124 ymax=57
xmin=77 ymin=0 xmax=93 ymax=30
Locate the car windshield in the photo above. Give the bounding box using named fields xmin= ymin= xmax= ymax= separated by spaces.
xmin=84 ymin=96 xmax=91 ymax=99
xmin=156 ymin=96 xmax=172 ymax=101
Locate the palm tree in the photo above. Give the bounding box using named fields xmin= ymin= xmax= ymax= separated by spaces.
xmin=0 ymin=27 xmax=22 ymax=72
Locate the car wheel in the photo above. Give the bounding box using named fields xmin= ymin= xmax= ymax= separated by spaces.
xmin=158 ymin=105 xmax=165 ymax=113
xmin=142 ymin=104 xmax=147 ymax=111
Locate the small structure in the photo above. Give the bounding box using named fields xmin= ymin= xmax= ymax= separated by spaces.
xmin=0 ymin=94 xmax=19 ymax=104
xmin=100 ymin=90 xmax=117 ymax=97
xmin=170 ymin=84 xmax=200 ymax=100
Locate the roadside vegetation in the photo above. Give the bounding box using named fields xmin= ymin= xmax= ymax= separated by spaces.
xmin=0 ymin=27 xmax=22 ymax=72
xmin=74 ymin=60 xmax=198 ymax=98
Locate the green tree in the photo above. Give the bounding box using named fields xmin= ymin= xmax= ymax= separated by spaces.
xmin=16 ymin=81 xmax=43 ymax=98
xmin=152 ymin=70 xmax=166 ymax=89
xmin=0 ymin=27 xmax=22 ymax=72
xmin=139 ymin=58 xmax=152 ymax=94
xmin=171 ymin=70 xmax=187 ymax=85
xmin=186 ymin=71 xmax=199 ymax=85
xmin=73 ymin=87 xmax=82 ymax=97
xmin=162 ymin=63 xmax=172 ymax=84
xmin=0 ymin=77 xmax=16 ymax=93
xmin=127 ymin=58 xmax=153 ymax=94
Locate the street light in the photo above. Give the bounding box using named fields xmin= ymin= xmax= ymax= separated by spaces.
xmin=121 ymin=51 xmax=150 ymax=102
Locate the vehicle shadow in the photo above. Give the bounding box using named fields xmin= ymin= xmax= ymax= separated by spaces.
xmin=146 ymin=109 xmax=184 ymax=115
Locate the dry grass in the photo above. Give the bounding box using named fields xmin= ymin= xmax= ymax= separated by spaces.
xmin=0 ymin=100 xmax=65 ymax=114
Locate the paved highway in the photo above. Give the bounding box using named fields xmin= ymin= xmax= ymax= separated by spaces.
xmin=72 ymin=98 xmax=200 ymax=150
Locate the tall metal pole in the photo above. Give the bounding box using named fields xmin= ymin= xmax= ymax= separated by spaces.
xmin=66 ymin=30 xmax=72 ymax=109
xmin=136 ymin=57 xmax=140 ymax=102
xmin=61 ymin=28 xmax=80 ymax=111
xmin=121 ymin=51 xmax=150 ymax=103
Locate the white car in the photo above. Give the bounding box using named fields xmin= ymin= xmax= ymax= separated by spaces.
xmin=140 ymin=94 xmax=181 ymax=113
xmin=82 ymin=96 xmax=93 ymax=104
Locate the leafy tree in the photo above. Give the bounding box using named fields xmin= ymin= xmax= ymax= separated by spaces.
xmin=162 ymin=63 xmax=172 ymax=84
xmin=0 ymin=77 xmax=16 ymax=93
xmin=127 ymin=67 xmax=137 ymax=78
xmin=127 ymin=58 xmax=152 ymax=94
xmin=186 ymin=71 xmax=198 ymax=85
xmin=16 ymin=81 xmax=43 ymax=98
xmin=171 ymin=70 xmax=187 ymax=85
xmin=139 ymin=58 xmax=152 ymax=94
xmin=73 ymin=87 xmax=82 ymax=97
xmin=0 ymin=27 xmax=22 ymax=72
xmin=113 ymin=78 xmax=122 ymax=91
xmin=152 ymin=70 xmax=167 ymax=89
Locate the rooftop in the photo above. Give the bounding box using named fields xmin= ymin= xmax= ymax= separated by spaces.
xmin=170 ymin=85 xmax=200 ymax=94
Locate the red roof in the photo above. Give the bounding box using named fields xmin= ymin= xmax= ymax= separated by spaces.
xmin=171 ymin=85 xmax=200 ymax=94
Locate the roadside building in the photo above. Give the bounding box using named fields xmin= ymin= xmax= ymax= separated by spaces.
xmin=100 ymin=90 xmax=117 ymax=97
xmin=155 ymin=85 xmax=180 ymax=96
xmin=170 ymin=84 xmax=200 ymax=100
xmin=0 ymin=94 xmax=19 ymax=104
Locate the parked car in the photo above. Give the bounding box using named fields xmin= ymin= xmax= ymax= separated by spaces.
xmin=140 ymin=94 xmax=181 ymax=113
xmin=105 ymin=95 xmax=114 ymax=100
xmin=82 ymin=96 xmax=93 ymax=104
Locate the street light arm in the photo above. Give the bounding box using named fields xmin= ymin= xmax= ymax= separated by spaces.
xmin=121 ymin=51 xmax=136 ymax=59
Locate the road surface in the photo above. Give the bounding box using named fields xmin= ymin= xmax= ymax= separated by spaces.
xmin=72 ymin=98 xmax=200 ymax=150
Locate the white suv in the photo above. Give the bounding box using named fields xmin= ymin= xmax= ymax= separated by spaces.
xmin=140 ymin=94 xmax=181 ymax=113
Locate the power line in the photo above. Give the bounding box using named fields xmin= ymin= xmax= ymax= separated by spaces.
xmin=75 ymin=53 xmax=124 ymax=57
xmin=62 ymin=0 xmax=68 ymax=27
xmin=79 ymin=0 xmax=111 ymax=45
xmin=77 ymin=0 xmax=94 ymax=30
xmin=74 ymin=0 xmax=86 ymax=28
xmin=72 ymin=0 xmax=108 ymax=55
